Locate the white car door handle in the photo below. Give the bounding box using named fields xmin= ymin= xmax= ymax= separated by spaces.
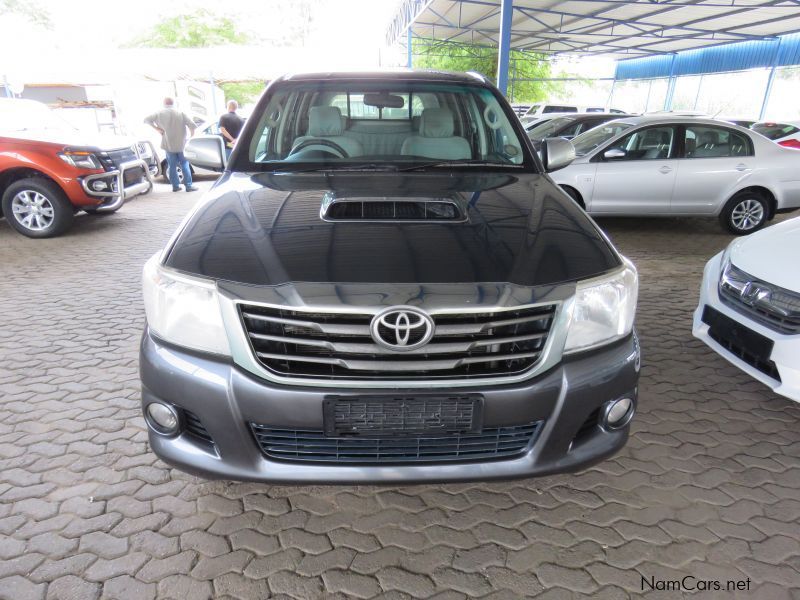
xmin=658 ymin=166 xmax=673 ymax=174
xmin=736 ymin=163 xmax=749 ymax=171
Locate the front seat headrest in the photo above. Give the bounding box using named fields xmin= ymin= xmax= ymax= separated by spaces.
xmin=700 ymin=130 xmax=719 ymax=146
xmin=420 ymin=108 xmax=455 ymax=138
xmin=308 ymin=106 xmax=344 ymax=137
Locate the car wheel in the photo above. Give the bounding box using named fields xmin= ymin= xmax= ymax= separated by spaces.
xmin=720 ymin=192 xmax=768 ymax=235
xmin=161 ymin=161 xmax=191 ymax=184
xmin=560 ymin=185 xmax=585 ymax=209
xmin=1 ymin=177 xmax=74 ymax=238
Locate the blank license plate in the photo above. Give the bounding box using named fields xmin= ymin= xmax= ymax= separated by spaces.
xmin=323 ymin=396 xmax=483 ymax=437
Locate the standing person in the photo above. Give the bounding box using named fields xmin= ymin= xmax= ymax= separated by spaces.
xmin=144 ymin=97 xmax=198 ymax=192
xmin=219 ymin=100 xmax=244 ymax=158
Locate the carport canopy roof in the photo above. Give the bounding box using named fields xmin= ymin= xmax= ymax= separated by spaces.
xmin=388 ymin=0 xmax=800 ymax=57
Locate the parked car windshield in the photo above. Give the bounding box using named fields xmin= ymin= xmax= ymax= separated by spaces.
xmin=526 ymin=116 xmax=574 ymax=139
xmin=245 ymin=80 xmax=529 ymax=169
xmin=571 ymin=121 xmax=633 ymax=156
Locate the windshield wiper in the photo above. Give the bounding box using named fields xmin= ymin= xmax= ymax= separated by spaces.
xmin=270 ymin=163 xmax=400 ymax=174
xmin=266 ymin=160 xmax=519 ymax=174
xmin=397 ymin=160 xmax=518 ymax=172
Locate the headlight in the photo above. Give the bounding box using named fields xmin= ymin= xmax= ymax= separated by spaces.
xmin=142 ymin=254 xmax=231 ymax=356
xmin=58 ymin=151 xmax=102 ymax=169
xmin=564 ymin=261 xmax=638 ymax=353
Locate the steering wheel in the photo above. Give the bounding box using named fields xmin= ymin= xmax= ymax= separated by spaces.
xmin=289 ymin=139 xmax=349 ymax=158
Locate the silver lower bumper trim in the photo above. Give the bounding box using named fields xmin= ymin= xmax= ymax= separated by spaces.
xmin=81 ymin=159 xmax=153 ymax=212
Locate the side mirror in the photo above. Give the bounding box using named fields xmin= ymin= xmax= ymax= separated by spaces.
xmin=184 ymin=135 xmax=226 ymax=171
xmin=542 ymin=137 xmax=575 ymax=172
xmin=603 ymin=148 xmax=626 ymax=160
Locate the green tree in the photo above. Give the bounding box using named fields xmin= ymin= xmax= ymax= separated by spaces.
xmin=411 ymin=38 xmax=562 ymax=103
xmin=219 ymin=81 xmax=266 ymax=107
xmin=129 ymin=9 xmax=250 ymax=48
xmin=1 ymin=0 xmax=50 ymax=27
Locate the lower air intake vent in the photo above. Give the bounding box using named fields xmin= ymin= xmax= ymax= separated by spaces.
xmin=251 ymin=421 xmax=542 ymax=464
xmin=183 ymin=409 xmax=214 ymax=445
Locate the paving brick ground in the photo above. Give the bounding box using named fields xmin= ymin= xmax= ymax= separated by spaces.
xmin=1 ymin=180 xmax=799 ymax=599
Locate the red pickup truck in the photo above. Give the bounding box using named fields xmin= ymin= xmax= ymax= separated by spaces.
xmin=0 ymin=98 xmax=156 ymax=238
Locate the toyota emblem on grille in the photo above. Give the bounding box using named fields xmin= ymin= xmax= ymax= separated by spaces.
xmin=370 ymin=306 xmax=434 ymax=352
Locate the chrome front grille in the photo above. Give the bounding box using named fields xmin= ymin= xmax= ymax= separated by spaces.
xmin=239 ymin=304 xmax=557 ymax=380
xmin=719 ymin=263 xmax=800 ymax=335
xmin=98 ymin=147 xmax=138 ymax=171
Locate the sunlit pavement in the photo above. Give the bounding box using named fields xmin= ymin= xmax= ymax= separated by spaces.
xmin=1 ymin=180 xmax=798 ymax=599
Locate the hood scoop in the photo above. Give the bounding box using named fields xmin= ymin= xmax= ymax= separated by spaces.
xmin=320 ymin=194 xmax=466 ymax=222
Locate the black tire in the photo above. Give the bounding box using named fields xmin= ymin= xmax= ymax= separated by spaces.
xmin=560 ymin=185 xmax=585 ymax=209
xmin=1 ymin=177 xmax=74 ymax=238
xmin=160 ymin=161 xmax=193 ymax=185
xmin=720 ymin=192 xmax=768 ymax=235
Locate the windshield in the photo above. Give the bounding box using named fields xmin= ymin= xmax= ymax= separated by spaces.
xmin=0 ymin=100 xmax=77 ymax=133
xmin=245 ymin=80 xmax=529 ymax=170
xmin=571 ymin=121 xmax=633 ymax=157
xmin=526 ymin=116 xmax=574 ymax=139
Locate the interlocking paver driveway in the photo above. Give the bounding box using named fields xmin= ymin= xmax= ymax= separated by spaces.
xmin=1 ymin=181 xmax=799 ymax=599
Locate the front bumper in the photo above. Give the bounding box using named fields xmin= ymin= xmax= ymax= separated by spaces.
xmin=80 ymin=159 xmax=153 ymax=212
xmin=692 ymin=252 xmax=800 ymax=402
xmin=140 ymin=329 xmax=639 ymax=484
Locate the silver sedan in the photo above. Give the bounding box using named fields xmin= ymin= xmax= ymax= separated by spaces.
xmin=550 ymin=116 xmax=800 ymax=234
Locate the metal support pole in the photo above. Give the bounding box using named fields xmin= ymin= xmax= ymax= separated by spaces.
xmin=693 ymin=75 xmax=704 ymax=110
xmin=407 ymin=28 xmax=413 ymax=68
xmin=606 ymin=80 xmax=617 ymax=109
xmin=509 ymin=59 xmax=516 ymax=102
xmin=760 ymin=38 xmax=783 ymax=120
xmin=210 ymin=71 xmax=218 ymax=116
xmin=664 ymin=54 xmax=678 ymax=110
xmin=496 ymin=0 xmax=513 ymax=96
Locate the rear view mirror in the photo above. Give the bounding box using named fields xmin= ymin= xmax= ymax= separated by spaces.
xmin=184 ymin=135 xmax=226 ymax=171
xmin=604 ymin=148 xmax=626 ymax=160
xmin=542 ymin=137 xmax=575 ymax=172
xmin=363 ymin=93 xmax=405 ymax=109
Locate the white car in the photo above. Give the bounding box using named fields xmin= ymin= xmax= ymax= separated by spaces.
xmin=693 ymin=217 xmax=800 ymax=402
xmin=521 ymin=103 xmax=624 ymax=122
xmin=751 ymin=121 xmax=800 ymax=150
xmin=551 ymin=116 xmax=800 ymax=234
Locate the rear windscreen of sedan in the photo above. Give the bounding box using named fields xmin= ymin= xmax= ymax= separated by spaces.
xmin=247 ymin=81 xmax=528 ymax=168
xmin=752 ymin=123 xmax=800 ymax=140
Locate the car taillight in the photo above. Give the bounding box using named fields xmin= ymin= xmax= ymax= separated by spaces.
xmin=778 ymin=138 xmax=800 ymax=150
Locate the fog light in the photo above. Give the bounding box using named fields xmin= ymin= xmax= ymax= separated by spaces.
xmin=91 ymin=180 xmax=109 ymax=191
xmin=146 ymin=403 xmax=179 ymax=435
xmin=603 ymin=397 xmax=634 ymax=429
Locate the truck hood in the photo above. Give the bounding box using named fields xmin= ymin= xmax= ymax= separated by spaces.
xmin=730 ymin=216 xmax=800 ymax=292
xmin=164 ymin=170 xmax=620 ymax=287
xmin=1 ymin=127 xmax=138 ymax=151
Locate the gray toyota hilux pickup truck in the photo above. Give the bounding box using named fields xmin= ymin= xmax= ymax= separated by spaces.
xmin=140 ymin=70 xmax=640 ymax=484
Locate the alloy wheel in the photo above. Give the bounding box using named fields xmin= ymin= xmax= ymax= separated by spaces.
xmin=11 ymin=190 xmax=55 ymax=231
xmin=730 ymin=198 xmax=764 ymax=232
